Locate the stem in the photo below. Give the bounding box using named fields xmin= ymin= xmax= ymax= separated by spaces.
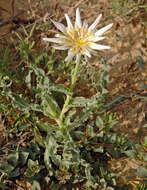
xmin=59 ymin=94 xmax=71 ymax=122
xmin=59 ymin=60 xmax=80 ymax=124
xmin=71 ymin=60 xmax=80 ymax=90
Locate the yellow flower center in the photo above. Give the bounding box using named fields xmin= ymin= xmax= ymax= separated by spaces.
xmin=65 ymin=27 xmax=92 ymax=53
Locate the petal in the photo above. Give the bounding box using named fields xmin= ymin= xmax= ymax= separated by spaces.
xmin=42 ymin=37 xmax=63 ymax=43
xmin=87 ymin=36 xmax=105 ymax=42
xmin=82 ymin=20 xmax=88 ymax=30
xmin=55 ymin=34 xmax=66 ymax=38
xmin=65 ymin=51 xmax=75 ymax=62
xmin=83 ymin=50 xmax=91 ymax=57
xmin=88 ymin=14 xmax=102 ymax=31
xmin=76 ymin=54 xmax=81 ymax=63
xmin=75 ymin=8 xmax=82 ymax=28
xmin=95 ymin=23 xmax=113 ymax=36
xmin=53 ymin=45 xmax=68 ymax=50
xmin=90 ymin=43 xmax=111 ymax=50
xmin=85 ymin=47 xmax=97 ymax=55
xmin=51 ymin=20 xmax=66 ymax=33
xmin=65 ymin=14 xmax=73 ymax=29
xmin=87 ymin=49 xmax=97 ymax=55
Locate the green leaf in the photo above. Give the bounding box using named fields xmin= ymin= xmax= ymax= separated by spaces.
xmin=50 ymin=181 xmax=60 ymax=190
xmin=140 ymin=83 xmax=147 ymax=90
xmin=36 ymin=121 xmax=59 ymax=133
xmin=9 ymin=167 xmax=20 ymax=178
xmin=143 ymin=153 xmax=147 ymax=161
xmin=142 ymin=124 xmax=147 ymax=128
xmin=0 ymin=182 xmax=8 ymax=189
xmin=44 ymin=147 xmax=52 ymax=173
xmin=0 ymin=76 xmax=12 ymax=88
xmin=136 ymin=56 xmax=145 ymax=71
xmin=27 ymin=159 xmax=38 ymax=170
xmin=9 ymin=93 xmax=31 ymax=110
xmin=104 ymin=95 xmax=126 ymax=110
xmin=86 ymin=125 xmax=95 ymax=138
xmin=42 ymin=95 xmax=61 ymax=119
xmin=71 ymin=131 xmax=83 ymax=141
xmin=136 ymin=183 xmax=147 ymax=190
xmin=72 ymin=97 xmax=88 ymax=107
xmin=64 ymin=109 xmax=76 ymax=127
xmin=45 ymin=135 xmax=61 ymax=167
xmin=31 ymin=67 xmax=51 ymax=90
xmin=32 ymin=180 xmax=41 ymax=190
xmin=33 ymin=127 xmax=45 ymax=147
xmin=49 ymin=84 xmax=72 ymax=95
xmin=25 ymin=159 xmax=40 ymax=177
xmin=84 ymin=164 xmax=96 ymax=187
xmin=94 ymin=146 xmax=104 ymax=153
xmin=143 ymin=136 xmax=147 ymax=147
xmin=19 ymin=151 xmax=29 ymax=165
xmin=73 ymin=109 xmax=93 ymax=128
xmin=134 ymin=94 xmax=147 ymax=101
xmin=30 ymin=103 xmax=43 ymax=112
xmin=69 ymin=97 xmax=94 ymax=108
xmin=136 ymin=166 xmax=147 ymax=177
xmin=0 ymin=162 xmax=14 ymax=175
xmin=61 ymin=140 xmax=81 ymax=172
xmin=25 ymin=70 xmax=33 ymax=88
xmin=7 ymin=152 xmax=19 ymax=167
xmin=96 ymin=116 xmax=104 ymax=129
xmin=32 ymin=66 xmax=46 ymax=77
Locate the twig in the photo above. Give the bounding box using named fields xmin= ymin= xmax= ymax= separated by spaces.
xmin=103 ymin=93 xmax=147 ymax=111
xmin=11 ymin=0 xmax=15 ymax=17
xmin=0 ymin=10 xmax=26 ymax=27
xmin=0 ymin=6 xmax=10 ymax=14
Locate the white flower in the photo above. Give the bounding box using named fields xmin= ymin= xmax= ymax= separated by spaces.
xmin=43 ymin=8 xmax=113 ymax=62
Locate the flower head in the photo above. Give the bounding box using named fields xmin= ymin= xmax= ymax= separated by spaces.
xmin=43 ymin=8 xmax=113 ymax=62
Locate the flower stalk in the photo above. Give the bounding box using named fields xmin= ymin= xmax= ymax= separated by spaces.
xmin=71 ymin=60 xmax=80 ymax=90
xmin=59 ymin=94 xmax=71 ymax=123
xmin=59 ymin=59 xmax=80 ymax=125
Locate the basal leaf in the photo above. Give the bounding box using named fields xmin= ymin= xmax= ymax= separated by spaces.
xmin=0 ymin=162 xmax=14 ymax=175
xmin=45 ymin=135 xmax=61 ymax=168
xmin=19 ymin=151 xmax=29 ymax=166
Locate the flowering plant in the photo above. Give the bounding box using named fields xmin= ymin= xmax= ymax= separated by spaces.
xmin=0 ymin=6 xmax=144 ymax=190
